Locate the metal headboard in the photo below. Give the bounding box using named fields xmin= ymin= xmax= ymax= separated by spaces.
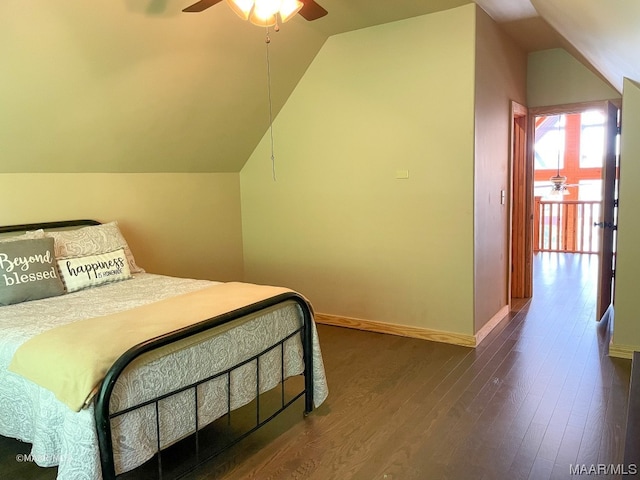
xmin=0 ymin=219 xmax=100 ymax=235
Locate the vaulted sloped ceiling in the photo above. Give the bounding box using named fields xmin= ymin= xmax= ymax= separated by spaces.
xmin=1 ymin=1 xmax=636 ymax=173
xmin=530 ymin=0 xmax=640 ymax=93
xmin=477 ymin=0 xmax=640 ymax=93
xmin=0 ymin=0 xmax=469 ymax=173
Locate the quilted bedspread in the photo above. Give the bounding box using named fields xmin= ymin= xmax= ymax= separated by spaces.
xmin=0 ymin=273 xmax=328 ymax=479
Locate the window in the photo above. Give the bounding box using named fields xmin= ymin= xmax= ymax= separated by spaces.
xmin=578 ymin=179 xmax=602 ymax=201
xmin=534 ymin=115 xmax=564 ymax=171
xmin=580 ymin=110 xmax=605 ymax=168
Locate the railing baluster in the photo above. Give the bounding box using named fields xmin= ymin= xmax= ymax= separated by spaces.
xmin=554 ymin=204 xmax=556 ymax=249
xmin=560 ymin=203 xmax=564 ymax=250
xmin=568 ymin=202 xmax=573 ymax=251
xmin=548 ymin=203 xmax=552 ymax=250
xmin=564 ymin=203 xmax=568 ymax=251
xmin=553 ymin=203 xmax=560 ymax=250
xmin=586 ymin=203 xmax=592 ymax=252
xmin=576 ymin=203 xmax=583 ymax=252
xmin=540 ymin=205 xmax=551 ymax=249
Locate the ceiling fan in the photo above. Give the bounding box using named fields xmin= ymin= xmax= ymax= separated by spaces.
xmin=535 ymin=173 xmax=578 ymax=197
xmin=182 ymin=0 xmax=328 ymax=22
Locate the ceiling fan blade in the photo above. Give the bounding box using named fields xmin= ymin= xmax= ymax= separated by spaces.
xmin=299 ymin=0 xmax=328 ymax=21
xmin=182 ymin=0 xmax=223 ymax=13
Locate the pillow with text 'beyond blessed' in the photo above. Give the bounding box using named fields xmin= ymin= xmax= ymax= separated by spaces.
xmin=0 ymin=237 xmax=66 ymax=306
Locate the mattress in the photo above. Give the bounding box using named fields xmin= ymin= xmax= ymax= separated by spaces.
xmin=0 ymin=273 xmax=328 ymax=479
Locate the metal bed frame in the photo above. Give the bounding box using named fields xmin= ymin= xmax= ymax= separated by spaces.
xmin=1 ymin=219 xmax=315 ymax=479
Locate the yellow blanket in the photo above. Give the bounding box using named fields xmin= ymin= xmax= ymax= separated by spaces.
xmin=8 ymin=282 xmax=295 ymax=412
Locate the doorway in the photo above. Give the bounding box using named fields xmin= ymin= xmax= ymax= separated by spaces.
xmin=510 ymin=100 xmax=620 ymax=320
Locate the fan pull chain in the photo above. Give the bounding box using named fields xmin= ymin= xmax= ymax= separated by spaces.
xmin=265 ymin=28 xmax=277 ymax=181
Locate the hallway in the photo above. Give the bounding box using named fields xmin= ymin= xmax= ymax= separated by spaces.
xmin=500 ymin=252 xmax=631 ymax=478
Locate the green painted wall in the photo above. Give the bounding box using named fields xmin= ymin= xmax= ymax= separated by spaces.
xmin=527 ymin=49 xmax=620 ymax=107
xmin=241 ymin=5 xmax=477 ymax=336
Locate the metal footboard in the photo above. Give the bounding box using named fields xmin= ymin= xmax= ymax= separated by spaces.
xmin=94 ymin=292 xmax=315 ymax=480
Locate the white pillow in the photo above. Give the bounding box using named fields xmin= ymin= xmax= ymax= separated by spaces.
xmin=0 ymin=229 xmax=45 ymax=243
xmin=45 ymin=222 xmax=144 ymax=273
xmin=57 ymin=248 xmax=132 ymax=293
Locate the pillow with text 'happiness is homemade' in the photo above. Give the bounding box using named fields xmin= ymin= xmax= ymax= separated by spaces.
xmin=57 ymin=248 xmax=132 ymax=293
xmin=0 ymin=237 xmax=66 ymax=306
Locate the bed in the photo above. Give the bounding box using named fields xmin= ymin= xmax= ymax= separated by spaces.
xmin=0 ymin=219 xmax=328 ymax=479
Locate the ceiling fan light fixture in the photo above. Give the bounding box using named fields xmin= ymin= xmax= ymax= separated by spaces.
xmin=226 ymin=0 xmax=303 ymax=26
xmin=546 ymin=186 xmax=570 ymax=200
xmin=249 ymin=10 xmax=277 ymax=26
xmin=550 ymin=174 xmax=567 ymax=186
xmin=278 ymin=0 xmax=304 ymax=22
xmin=251 ymin=0 xmax=278 ymax=21
xmin=226 ymin=0 xmax=253 ymax=20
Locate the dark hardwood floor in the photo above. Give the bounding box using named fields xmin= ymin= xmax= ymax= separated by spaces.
xmin=0 ymin=252 xmax=633 ymax=479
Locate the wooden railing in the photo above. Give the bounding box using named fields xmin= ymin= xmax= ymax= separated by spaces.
xmin=534 ymin=198 xmax=601 ymax=253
